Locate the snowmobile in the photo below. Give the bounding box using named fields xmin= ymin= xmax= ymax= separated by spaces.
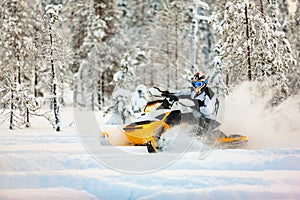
xmin=122 ymin=87 xmax=185 ymax=153
xmin=102 ymin=87 xmax=247 ymax=153
xmin=121 ymin=87 xmax=247 ymax=152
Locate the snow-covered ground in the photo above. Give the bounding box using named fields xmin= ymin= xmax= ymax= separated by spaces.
xmin=1 ymin=84 xmax=300 ymax=200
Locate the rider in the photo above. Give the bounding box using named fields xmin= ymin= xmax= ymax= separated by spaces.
xmin=175 ymin=71 xmax=221 ymax=136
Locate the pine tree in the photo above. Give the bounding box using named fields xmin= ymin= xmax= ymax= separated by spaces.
xmin=157 ymin=0 xmax=185 ymax=89
xmin=64 ymin=0 xmax=118 ymax=109
xmin=66 ymin=0 xmax=111 ymax=110
xmin=208 ymin=45 xmax=227 ymax=97
xmin=288 ymin=0 xmax=300 ymax=94
xmin=279 ymin=0 xmax=300 ymax=96
xmin=29 ymin=5 xmax=45 ymax=99
xmin=114 ymin=0 xmax=152 ymax=87
xmin=0 ymin=0 xmax=37 ymax=129
xmin=211 ymin=0 xmax=295 ymax=103
xmin=104 ymin=55 xmax=134 ymax=124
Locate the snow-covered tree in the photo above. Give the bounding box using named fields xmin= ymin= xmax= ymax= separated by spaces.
xmin=28 ymin=5 xmax=46 ymax=99
xmin=104 ymin=88 xmax=132 ymax=125
xmin=156 ymin=0 xmax=212 ymax=88
xmin=75 ymin=46 xmax=107 ymax=110
xmin=113 ymin=54 xmax=134 ymax=88
xmin=64 ymin=0 xmax=119 ymax=109
xmin=104 ymin=55 xmax=135 ymax=124
xmin=282 ymin=0 xmax=300 ymax=96
xmin=264 ymin=0 xmax=297 ymax=104
xmin=62 ymin=0 xmax=88 ymax=73
xmin=188 ymin=0 xmax=210 ymax=74
xmin=192 ymin=0 xmax=213 ymax=69
xmin=114 ymin=0 xmax=151 ymax=86
xmin=211 ymin=0 xmax=295 ymax=104
xmin=290 ymin=1 xmax=300 ymax=93
xmin=67 ymin=0 xmax=113 ymax=110
xmin=131 ymin=84 xmax=148 ymax=113
xmin=44 ymin=4 xmax=64 ymax=131
xmin=208 ymin=44 xmax=227 ymax=97
xmin=157 ymin=0 xmax=181 ymax=89
xmin=0 ymin=0 xmax=40 ymax=129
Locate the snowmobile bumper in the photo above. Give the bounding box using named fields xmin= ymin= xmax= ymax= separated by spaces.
xmin=218 ymin=135 xmax=248 ymax=148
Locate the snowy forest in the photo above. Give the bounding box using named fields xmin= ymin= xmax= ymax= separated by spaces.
xmin=0 ymin=0 xmax=299 ymax=131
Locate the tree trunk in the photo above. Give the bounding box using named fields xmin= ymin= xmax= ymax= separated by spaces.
xmin=166 ymin=24 xmax=170 ymax=89
xmin=175 ymin=12 xmax=179 ymax=90
xmin=26 ymin=107 xmax=30 ymax=127
xmin=190 ymin=2 xmax=197 ymax=74
xmin=141 ymin=0 xmax=145 ymax=26
xmin=17 ymin=54 xmax=21 ymax=85
xmin=49 ymin=24 xmax=60 ymax=131
xmin=97 ymin=72 xmax=102 ymax=110
xmin=9 ymin=87 xmax=14 ymax=130
xmin=34 ymin=64 xmax=38 ymax=97
xmin=245 ymin=5 xmax=252 ymax=81
xmin=73 ymin=75 xmax=78 ymax=107
xmin=81 ymin=76 xmax=86 ymax=107
xmin=151 ymin=56 xmax=154 ymax=87
xmin=91 ymin=80 xmax=95 ymax=111
xmin=101 ymin=73 xmax=105 ymax=107
xmin=260 ymin=0 xmax=264 ymax=16
xmin=59 ymin=79 xmax=64 ymax=106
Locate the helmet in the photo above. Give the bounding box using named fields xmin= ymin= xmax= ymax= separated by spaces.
xmin=191 ymin=71 xmax=208 ymax=95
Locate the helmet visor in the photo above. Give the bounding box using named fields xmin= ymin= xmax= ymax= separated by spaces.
xmin=192 ymin=79 xmax=208 ymax=88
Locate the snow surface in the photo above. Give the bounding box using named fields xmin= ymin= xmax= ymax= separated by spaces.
xmin=1 ymin=83 xmax=300 ymax=200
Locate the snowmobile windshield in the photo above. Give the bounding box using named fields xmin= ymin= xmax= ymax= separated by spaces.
xmin=192 ymin=79 xmax=208 ymax=88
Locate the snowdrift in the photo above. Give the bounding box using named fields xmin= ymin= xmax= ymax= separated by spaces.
xmin=0 ymin=128 xmax=299 ymax=199
xmin=0 ymin=82 xmax=299 ymax=199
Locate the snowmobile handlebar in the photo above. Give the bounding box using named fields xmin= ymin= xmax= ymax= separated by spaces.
xmin=152 ymin=87 xmax=178 ymax=101
xmin=151 ymin=87 xmax=195 ymax=108
xmin=152 ymin=87 xmax=169 ymax=95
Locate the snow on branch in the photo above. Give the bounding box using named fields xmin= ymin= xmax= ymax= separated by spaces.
xmin=196 ymin=15 xmax=211 ymax=21
xmin=195 ymin=0 xmax=209 ymax=10
xmin=45 ymin=4 xmax=63 ymax=24
xmin=45 ymin=4 xmax=62 ymax=16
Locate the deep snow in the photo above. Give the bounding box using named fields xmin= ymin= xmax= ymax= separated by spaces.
xmin=1 ymin=126 xmax=300 ymax=200
xmin=0 ymin=83 xmax=300 ymax=200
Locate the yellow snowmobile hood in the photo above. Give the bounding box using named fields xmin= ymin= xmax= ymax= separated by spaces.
xmin=123 ymin=112 xmax=171 ymax=151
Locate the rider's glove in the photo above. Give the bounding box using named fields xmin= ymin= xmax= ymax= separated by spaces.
xmin=161 ymin=90 xmax=170 ymax=96
xmin=168 ymin=94 xmax=178 ymax=101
